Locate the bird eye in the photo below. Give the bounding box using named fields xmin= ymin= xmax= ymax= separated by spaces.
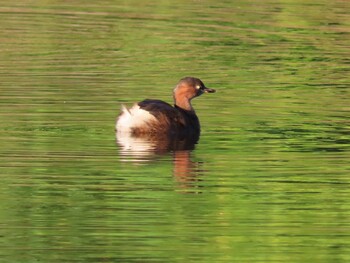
xmin=196 ymin=85 xmax=201 ymax=90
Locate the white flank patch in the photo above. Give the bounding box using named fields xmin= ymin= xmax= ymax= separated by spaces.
xmin=116 ymin=104 xmax=157 ymax=133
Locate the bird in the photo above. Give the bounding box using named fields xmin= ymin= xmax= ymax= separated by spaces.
xmin=116 ymin=77 xmax=215 ymax=141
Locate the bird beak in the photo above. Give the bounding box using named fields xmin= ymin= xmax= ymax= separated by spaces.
xmin=203 ymin=87 xmax=216 ymax=93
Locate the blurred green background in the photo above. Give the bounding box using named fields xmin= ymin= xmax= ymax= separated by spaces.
xmin=0 ymin=0 xmax=349 ymax=262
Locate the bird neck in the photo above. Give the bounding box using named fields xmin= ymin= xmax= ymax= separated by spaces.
xmin=174 ymin=95 xmax=194 ymax=112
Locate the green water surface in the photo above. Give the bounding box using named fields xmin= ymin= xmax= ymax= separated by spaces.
xmin=0 ymin=0 xmax=349 ymax=262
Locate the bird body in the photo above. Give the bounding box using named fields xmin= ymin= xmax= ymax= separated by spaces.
xmin=116 ymin=77 xmax=215 ymax=140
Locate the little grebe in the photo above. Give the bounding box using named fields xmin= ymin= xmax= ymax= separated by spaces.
xmin=116 ymin=77 xmax=215 ymax=139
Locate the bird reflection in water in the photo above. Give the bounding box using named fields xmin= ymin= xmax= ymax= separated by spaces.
xmin=116 ymin=132 xmax=203 ymax=192
xmin=115 ymin=77 xmax=216 ymax=191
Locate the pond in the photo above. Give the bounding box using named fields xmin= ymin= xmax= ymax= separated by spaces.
xmin=0 ymin=0 xmax=349 ymax=262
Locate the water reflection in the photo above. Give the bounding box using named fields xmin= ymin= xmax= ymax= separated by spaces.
xmin=172 ymin=150 xmax=203 ymax=192
xmin=116 ymin=131 xmax=198 ymax=157
xmin=116 ymin=132 xmax=203 ymax=191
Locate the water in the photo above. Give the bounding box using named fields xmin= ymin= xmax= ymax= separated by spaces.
xmin=0 ymin=1 xmax=349 ymax=262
